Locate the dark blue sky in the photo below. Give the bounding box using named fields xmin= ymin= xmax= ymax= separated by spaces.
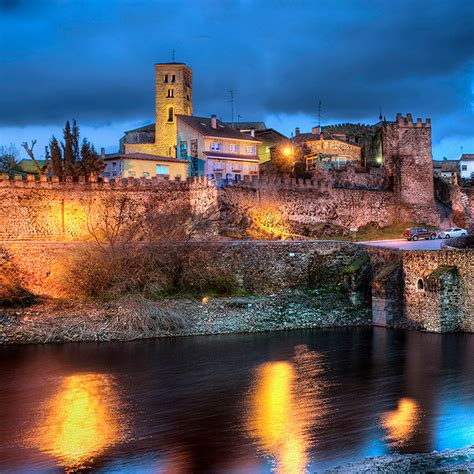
xmin=1 ymin=0 xmax=473 ymax=160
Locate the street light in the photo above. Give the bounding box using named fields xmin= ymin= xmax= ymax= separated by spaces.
xmin=282 ymin=138 xmax=295 ymax=175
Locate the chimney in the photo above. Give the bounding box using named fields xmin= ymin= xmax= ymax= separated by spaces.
xmin=100 ymin=147 xmax=105 ymax=158
xmin=295 ymin=127 xmax=300 ymax=136
xmin=211 ymin=114 xmax=217 ymax=129
xmin=312 ymin=126 xmax=320 ymax=135
xmin=250 ymin=128 xmax=255 ymax=137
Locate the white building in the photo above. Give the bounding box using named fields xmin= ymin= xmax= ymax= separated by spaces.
xmin=460 ymin=154 xmax=474 ymax=181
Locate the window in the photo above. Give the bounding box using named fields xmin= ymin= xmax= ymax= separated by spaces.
xmin=211 ymin=142 xmax=221 ymax=151
xmin=164 ymin=74 xmax=168 ymax=83
xmin=171 ymin=74 xmax=176 ymax=83
xmin=462 ymin=165 xmax=467 ymax=171
xmin=156 ymin=164 xmax=169 ymax=175
xmin=235 ymin=173 xmax=241 ymax=182
xmin=180 ymin=141 xmax=187 ymax=159
xmin=142 ymin=171 xmax=150 ymax=177
xmin=417 ymin=279 xmax=424 ymax=292
xmin=112 ymin=162 xmax=117 ymax=176
xmin=168 ymin=107 xmax=174 ymax=122
xmin=246 ymin=145 xmax=256 ymax=154
xmin=230 ymin=143 xmax=238 ymax=153
xmin=128 ymin=171 xmax=136 ymax=177
xmin=167 ymin=89 xmax=174 ymax=98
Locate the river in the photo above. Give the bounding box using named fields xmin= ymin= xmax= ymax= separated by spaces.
xmin=0 ymin=327 xmax=473 ymax=473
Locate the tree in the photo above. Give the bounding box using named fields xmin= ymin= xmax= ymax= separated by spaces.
xmin=62 ymin=121 xmax=76 ymax=177
xmin=49 ymin=136 xmax=63 ymax=177
xmin=72 ymin=119 xmax=80 ymax=163
xmin=270 ymin=142 xmax=311 ymax=178
xmin=21 ymin=140 xmax=44 ymax=174
xmin=0 ymin=144 xmax=19 ymax=172
xmin=80 ymin=138 xmax=104 ymax=177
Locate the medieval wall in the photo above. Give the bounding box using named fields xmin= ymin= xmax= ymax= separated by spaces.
xmin=401 ymin=249 xmax=474 ymax=332
xmin=0 ymin=176 xmax=216 ymax=241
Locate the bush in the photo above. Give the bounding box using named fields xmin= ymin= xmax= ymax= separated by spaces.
xmin=0 ymin=250 xmax=35 ymax=307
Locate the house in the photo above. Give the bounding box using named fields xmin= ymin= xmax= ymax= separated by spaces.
xmin=103 ymin=153 xmax=188 ymax=180
xmin=293 ymin=127 xmax=362 ymax=171
xmin=225 ymin=122 xmax=288 ymax=164
xmin=177 ymin=114 xmax=261 ymax=182
xmin=460 ymin=154 xmax=474 ymax=182
xmin=433 ymin=158 xmax=459 ymax=183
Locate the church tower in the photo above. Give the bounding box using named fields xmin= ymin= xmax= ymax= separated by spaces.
xmin=154 ymin=62 xmax=193 ymax=157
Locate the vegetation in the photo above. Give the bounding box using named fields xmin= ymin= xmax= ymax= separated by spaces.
xmin=0 ymin=144 xmax=20 ymax=172
xmin=356 ymin=221 xmax=439 ymax=241
xmin=0 ymin=250 xmax=35 ymax=307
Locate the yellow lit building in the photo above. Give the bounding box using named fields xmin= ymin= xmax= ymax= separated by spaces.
xmin=103 ymin=152 xmax=188 ymax=180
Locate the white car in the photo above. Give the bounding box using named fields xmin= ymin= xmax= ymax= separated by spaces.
xmin=438 ymin=227 xmax=468 ymax=239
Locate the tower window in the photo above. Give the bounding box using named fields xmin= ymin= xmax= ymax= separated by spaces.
xmin=417 ymin=278 xmax=424 ymax=292
xmin=168 ymin=107 xmax=174 ymax=122
xmin=167 ymin=89 xmax=174 ymax=98
xmin=164 ymin=74 xmax=168 ymax=83
xmin=171 ymin=75 xmax=176 ymax=83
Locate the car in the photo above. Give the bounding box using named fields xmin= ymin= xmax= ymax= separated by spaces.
xmin=403 ymin=227 xmax=438 ymax=241
xmin=438 ymin=227 xmax=468 ymax=239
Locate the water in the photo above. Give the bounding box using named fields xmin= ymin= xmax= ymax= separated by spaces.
xmin=0 ymin=328 xmax=473 ymax=473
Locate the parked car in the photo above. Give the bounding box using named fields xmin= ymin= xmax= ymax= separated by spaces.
xmin=403 ymin=227 xmax=438 ymax=241
xmin=438 ymin=227 xmax=468 ymax=239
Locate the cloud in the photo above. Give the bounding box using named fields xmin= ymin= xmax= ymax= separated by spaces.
xmin=0 ymin=0 xmax=473 ymax=152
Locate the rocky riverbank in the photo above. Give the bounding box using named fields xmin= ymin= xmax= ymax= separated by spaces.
xmin=0 ymin=289 xmax=370 ymax=344
xmin=325 ymin=445 xmax=474 ymax=473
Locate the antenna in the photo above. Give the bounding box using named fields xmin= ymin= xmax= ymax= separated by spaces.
xmin=171 ymin=48 xmax=176 ymax=62
xmin=229 ymin=90 xmax=234 ymax=127
xmin=237 ymin=114 xmax=242 ymax=122
xmin=318 ymin=100 xmax=322 ymax=127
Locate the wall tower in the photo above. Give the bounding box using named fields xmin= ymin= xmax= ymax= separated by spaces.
xmin=154 ymin=62 xmax=193 ymax=157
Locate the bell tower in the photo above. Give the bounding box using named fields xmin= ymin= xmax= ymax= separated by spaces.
xmin=154 ymin=62 xmax=193 ymax=157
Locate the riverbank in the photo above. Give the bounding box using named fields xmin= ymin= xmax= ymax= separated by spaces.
xmin=326 ymin=445 xmax=474 ymax=473
xmin=0 ymin=289 xmax=371 ymax=344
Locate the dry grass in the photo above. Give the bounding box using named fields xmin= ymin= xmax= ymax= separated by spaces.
xmin=1 ymin=295 xmax=190 ymax=344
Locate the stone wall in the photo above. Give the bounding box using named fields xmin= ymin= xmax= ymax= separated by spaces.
xmin=401 ymin=249 xmax=474 ymax=332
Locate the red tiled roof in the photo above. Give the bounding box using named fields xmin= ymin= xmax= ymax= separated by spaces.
xmin=177 ymin=115 xmax=261 ymax=142
xmin=461 ymin=154 xmax=474 ymax=161
xmin=203 ymin=151 xmax=259 ymax=161
xmin=105 ymin=153 xmax=188 ymax=163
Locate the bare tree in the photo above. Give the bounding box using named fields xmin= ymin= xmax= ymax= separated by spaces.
xmin=0 ymin=143 xmax=19 ymax=171
xmin=21 ymin=140 xmax=45 ymax=175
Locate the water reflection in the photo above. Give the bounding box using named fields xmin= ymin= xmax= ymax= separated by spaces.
xmin=247 ymin=344 xmax=325 ymax=474
xmin=381 ymin=397 xmax=421 ymax=448
xmin=33 ymin=373 xmax=125 ymax=470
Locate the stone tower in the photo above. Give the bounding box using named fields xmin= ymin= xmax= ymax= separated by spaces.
xmin=154 ymin=62 xmax=193 ymax=157
xmin=382 ymin=113 xmax=439 ymax=226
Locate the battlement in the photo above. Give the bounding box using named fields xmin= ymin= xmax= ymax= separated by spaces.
xmin=395 ymin=113 xmax=431 ymax=127
xmin=0 ymin=173 xmax=213 ymax=190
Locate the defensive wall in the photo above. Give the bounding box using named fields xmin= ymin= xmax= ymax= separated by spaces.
xmin=0 ymin=168 xmax=439 ymax=241
xmin=1 ymin=239 xmax=472 ymax=333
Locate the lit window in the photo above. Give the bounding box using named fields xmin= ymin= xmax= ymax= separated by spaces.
xmin=211 ymin=142 xmax=221 ymax=151
xmin=156 ymin=164 xmax=169 ymax=175
xmin=246 ymin=145 xmax=256 ymax=154
xmin=167 ymin=89 xmax=174 ymax=98
xmin=230 ymin=143 xmax=238 ymax=153
xmin=143 ymin=171 xmax=150 ymax=177
xmin=168 ymin=107 xmax=174 ymax=122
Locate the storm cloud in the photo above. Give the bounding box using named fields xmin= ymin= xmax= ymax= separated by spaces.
xmin=0 ymin=0 xmax=473 ymax=150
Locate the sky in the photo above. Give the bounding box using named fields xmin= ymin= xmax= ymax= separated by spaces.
xmin=1 ymin=0 xmax=473 ymax=161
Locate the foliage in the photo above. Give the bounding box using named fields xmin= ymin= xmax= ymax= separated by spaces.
xmin=49 ymin=136 xmax=62 ymax=177
xmin=0 ymin=250 xmax=35 ymax=307
xmin=0 ymin=143 xmax=19 ymax=171
xmin=62 ymin=120 xmax=76 ymax=177
xmin=247 ymin=204 xmax=291 ymax=239
xmin=80 ymin=138 xmax=104 ymax=177
xmin=270 ymin=142 xmax=312 ymax=178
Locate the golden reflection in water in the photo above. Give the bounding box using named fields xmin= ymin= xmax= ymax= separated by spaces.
xmin=381 ymin=397 xmax=420 ymax=447
xmin=34 ymin=373 xmax=125 ymax=470
xmin=247 ymin=345 xmax=325 ymax=474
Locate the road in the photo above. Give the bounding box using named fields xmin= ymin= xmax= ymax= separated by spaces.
xmin=359 ymin=238 xmax=444 ymax=250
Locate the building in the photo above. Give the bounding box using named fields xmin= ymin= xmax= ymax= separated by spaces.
xmin=112 ymin=62 xmax=193 ymax=179
xmin=433 ymin=158 xmax=459 ymax=183
xmin=460 ymin=154 xmax=474 ymax=182
xmin=293 ymin=126 xmax=362 ymax=171
xmin=103 ymin=153 xmax=188 ymax=180
xmin=225 ymin=122 xmax=288 ymax=164
xmin=177 ymin=114 xmax=261 ymax=181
